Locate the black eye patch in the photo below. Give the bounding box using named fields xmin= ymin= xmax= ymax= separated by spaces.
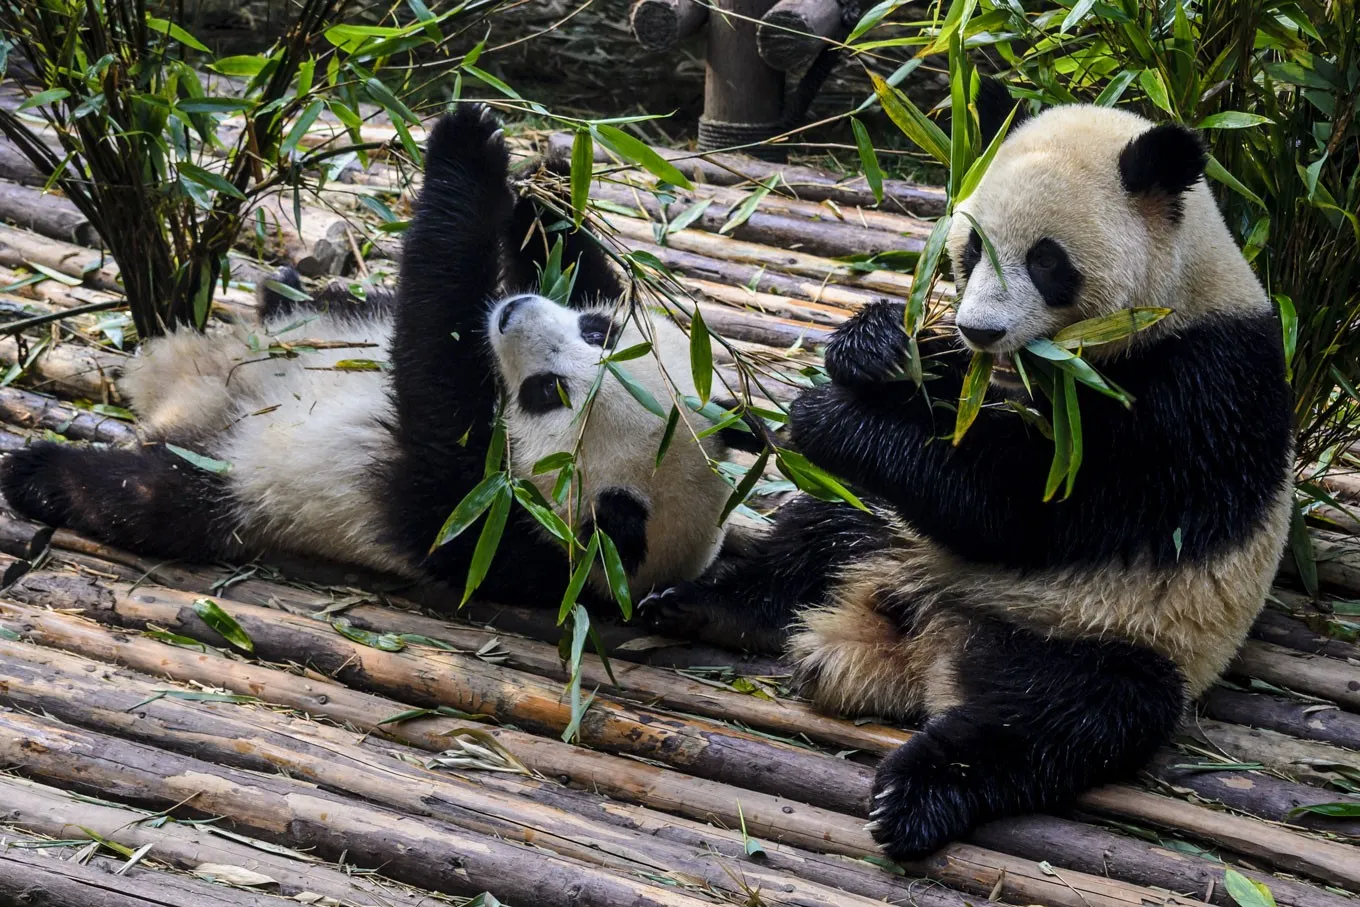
xmin=1025 ymin=238 xmax=1083 ymax=308
xmin=579 ymin=312 xmax=618 ymax=349
xmin=518 ymin=373 xmax=569 ymax=414
xmin=960 ymin=228 xmax=983 ymax=279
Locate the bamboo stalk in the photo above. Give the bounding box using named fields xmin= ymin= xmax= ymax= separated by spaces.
xmin=0 ymin=843 xmax=279 ymax=907
xmin=0 ymin=385 xmax=137 ymax=443
xmin=0 ymin=596 xmax=1198 ymax=907
xmin=0 ymin=710 xmax=719 ymax=907
xmin=1203 ymin=688 xmax=1360 ymax=751
xmin=0 ymin=775 xmax=438 ymax=906
xmin=0 ymin=639 xmax=969 ymax=907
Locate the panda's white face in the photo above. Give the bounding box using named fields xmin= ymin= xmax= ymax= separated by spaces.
xmin=486 ymin=293 xmax=730 ymax=593
xmin=946 ymin=105 xmax=1210 ymax=384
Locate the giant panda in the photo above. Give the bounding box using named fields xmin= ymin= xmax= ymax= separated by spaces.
xmin=642 ymin=81 xmax=1295 ymax=860
xmin=0 ymin=104 xmax=749 ymax=607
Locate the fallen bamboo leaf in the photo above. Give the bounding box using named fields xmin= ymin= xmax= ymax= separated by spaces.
xmin=193 ymin=863 xmax=280 ymax=888
xmin=192 ymin=598 xmax=254 ymax=653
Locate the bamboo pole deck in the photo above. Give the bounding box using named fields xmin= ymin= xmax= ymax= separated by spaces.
xmin=0 ymin=128 xmax=1357 ymax=907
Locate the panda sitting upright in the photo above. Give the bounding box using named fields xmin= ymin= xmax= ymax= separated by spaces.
xmin=0 ymin=104 xmax=746 ymax=607
xmin=644 ymin=81 xmax=1295 ymax=860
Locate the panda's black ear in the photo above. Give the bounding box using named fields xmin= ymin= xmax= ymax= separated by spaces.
xmin=975 ymin=77 xmax=1028 ymax=149
xmin=1118 ymin=124 xmax=1206 ymax=203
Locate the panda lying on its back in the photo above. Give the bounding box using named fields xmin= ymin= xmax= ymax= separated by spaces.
xmin=645 ymin=82 xmax=1295 ymax=859
xmin=0 ymin=104 xmax=745 ymax=606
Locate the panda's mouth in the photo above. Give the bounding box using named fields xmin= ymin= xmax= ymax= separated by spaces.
xmin=990 ymin=354 xmax=1027 ymax=392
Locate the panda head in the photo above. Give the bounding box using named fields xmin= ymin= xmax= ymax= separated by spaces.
xmin=947 ymin=82 xmax=1263 ymax=385
xmin=486 ymin=292 xmax=730 ymax=592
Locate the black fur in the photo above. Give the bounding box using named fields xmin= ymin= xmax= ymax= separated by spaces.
xmin=1118 ymin=123 xmax=1207 ymax=218
xmin=959 ymin=229 xmax=982 ymax=281
xmin=792 ymin=302 xmax=1293 ymax=572
xmin=868 ymin=622 xmax=1185 ymax=860
xmin=1025 ymin=238 xmax=1083 ymax=308
xmin=258 ymin=265 xmax=397 ymax=322
xmin=0 ymin=441 xmax=237 ymax=562
xmin=975 ymin=77 xmax=1028 ymax=150
xmin=589 ymin=488 xmax=650 ymax=576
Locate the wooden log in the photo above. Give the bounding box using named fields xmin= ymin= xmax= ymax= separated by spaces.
xmin=548 ymin=131 xmax=950 ymax=216
xmin=243 ymin=194 xmax=352 ymax=277
xmin=0 ymin=385 xmax=137 ymax=444
xmin=630 ymin=0 xmax=708 ymax=51
xmin=0 ymin=710 xmax=717 ymax=907
xmin=0 ymin=844 xmax=279 ymax=907
xmin=757 ymin=0 xmax=845 ymax=72
xmin=1232 ymin=640 xmax=1360 ymax=711
xmin=0 ymin=140 xmax=46 ymax=186
xmin=590 ymin=177 xmax=922 ymax=259
xmin=1252 ymin=606 xmax=1360 ymax=661
xmin=0 ymin=596 xmax=1204 ymax=907
xmin=700 ymin=0 xmax=786 ymax=156
xmin=1279 ymin=528 xmax=1360 ymax=594
xmin=0 ymin=775 xmax=437 ymax=906
xmin=0 ymin=641 xmax=962 ymax=907
xmin=0 ymin=334 xmax=125 ymax=401
xmin=1203 ymin=688 xmax=1360 ymax=751
xmin=1190 ymin=717 xmax=1360 ymax=787
xmin=0 ymin=180 xmax=99 ymax=246
xmin=687 ymin=295 xmax=831 ymax=348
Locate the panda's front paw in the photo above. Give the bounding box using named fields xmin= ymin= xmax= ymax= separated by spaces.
xmin=424 ymin=102 xmax=510 ymax=187
xmin=866 ymin=732 xmax=976 ymax=863
xmin=637 ymin=582 xmax=712 ymax=638
xmin=824 ymin=300 xmax=909 ymax=386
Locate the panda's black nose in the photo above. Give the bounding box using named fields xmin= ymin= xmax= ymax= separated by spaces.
xmin=959 ymin=325 xmax=1007 ymax=347
xmin=498 ymin=295 xmax=536 ymax=333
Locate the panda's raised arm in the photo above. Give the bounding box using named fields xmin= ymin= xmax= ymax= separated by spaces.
xmin=388 ymin=105 xmax=513 ymax=444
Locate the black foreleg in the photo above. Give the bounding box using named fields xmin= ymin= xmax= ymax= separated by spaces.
xmin=867 ymin=622 xmax=1185 ymax=861
xmin=0 ymin=442 xmax=239 ymax=562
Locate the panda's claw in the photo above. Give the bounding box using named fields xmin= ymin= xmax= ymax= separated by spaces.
xmin=867 ymin=733 xmax=976 ymax=863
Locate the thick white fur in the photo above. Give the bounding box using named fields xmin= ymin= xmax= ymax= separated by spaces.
xmin=121 ymin=294 xmax=731 ymax=593
xmin=488 ymin=294 xmax=730 ymax=594
xmin=796 ymin=103 xmax=1292 ymax=718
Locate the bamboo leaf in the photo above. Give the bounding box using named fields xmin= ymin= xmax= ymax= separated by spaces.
xmin=605 ymin=362 xmax=666 ymax=419
xmin=1273 ymin=294 xmax=1296 ymax=377
xmin=331 ymin=617 xmax=406 ymax=652
xmin=776 ymin=450 xmax=868 ymax=511
xmin=282 ymin=100 xmax=325 ymax=156
xmin=850 ymin=118 xmax=884 ymax=205
xmin=1196 ymin=111 xmax=1273 ymax=129
xmin=656 ymin=406 xmax=681 ymax=468
xmin=954 ymin=352 xmax=993 ymax=445
xmin=720 ymin=450 xmax=770 ymax=524
xmin=17 ymin=88 xmax=70 ymax=111
xmin=906 ymin=213 xmax=952 ymax=334
xmin=177 ymin=163 xmax=246 ymax=200
xmin=462 ymin=486 xmax=512 ymax=605
xmin=431 ymin=473 xmax=508 ymax=551
xmin=1043 ymin=375 xmax=1072 ymax=502
xmin=1288 ymin=498 xmax=1319 ymax=598
xmin=192 ymin=598 xmax=253 ymax=653
xmin=689 ymin=309 xmax=713 ymax=404
xmin=593 ymin=125 xmax=693 ymax=190
xmin=606 ymin=342 xmax=652 ymax=362
xmin=363 ymin=78 xmax=419 ymax=125
xmin=846 ymin=0 xmax=907 ymax=43
xmin=1060 ymin=0 xmax=1098 ymax=33
xmin=956 ymin=101 xmax=1017 ymax=203
xmin=598 ymin=531 xmax=632 ymax=618
xmin=1137 ymin=68 xmax=1173 ymax=113
xmin=1094 ymin=69 xmax=1140 ymax=107
xmin=1052 ymin=308 xmax=1173 ymax=348
xmin=1287 ymin=802 xmax=1360 ymax=818
xmin=720 ymin=174 xmax=779 ymax=235
xmin=1205 ymin=154 xmax=1265 ymax=207
xmin=146 ymin=15 xmax=210 ymax=52
xmin=1062 ymin=370 xmax=1081 ymax=499
xmin=959 ymin=213 xmax=1006 ymax=290
xmin=1224 ymin=869 xmax=1277 ymax=907
xmin=558 ymin=534 xmax=600 ymax=624
xmin=166 ymin=444 xmax=232 ymax=474
xmin=666 ymin=198 xmax=712 ymax=235
xmin=870 ymin=72 xmax=951 ymax=165
xmin=570 ymin=129 xmax=592 ymax=229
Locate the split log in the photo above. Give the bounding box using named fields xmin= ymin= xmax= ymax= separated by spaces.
xmin=589 ymin=178 xmax=921 ymax=259
xmin=0 ymin=775 xmax=436 ymax=906
xmin=1203 ymin=688 xmax=1360 ymax=751
xmin=1189 ymin=717 xmax=1360 ymax=787
xmin=1232 ymin=640 xmax=1360 ymax=711
xmin=0 ymin=710 xmax=716 ymax=907
xmin=757 ymin=0 xmax=846 ymax=72
xmin=0 ymin=180 xmax=99 ymax=246
xmin=0 ymin=385 xmax=137 ymax=444
xmin=0 ymin=641 xmax=965 ymax=907
xmin=0 ymin=844 xmax=278 ymax=907
xmin=0 ymin=596 xmax=1210 ymax=907
xmin=630 ymin=0 xmax=708 ymax=51
xmin=549 ymin=131 xmax=950 ymax=216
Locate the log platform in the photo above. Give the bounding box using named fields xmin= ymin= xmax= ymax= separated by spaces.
xmin=0 ymin=123 xmax=1359 ymax=907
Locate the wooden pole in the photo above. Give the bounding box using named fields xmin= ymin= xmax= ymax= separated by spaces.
xmin=757 ymin=0 xmax=845 ymax=73
xmin=1203 ymin=688 xmax=1360 ymax=751
xmin=700 ymin=0 xmax=786 ymax=158
xmin=0 ymin=385 xmax=137 ymax=444
xmin=630 ymin=0 xmax=708 ymax=51
xmin=0 ymin=180 xmax=99 ymax=246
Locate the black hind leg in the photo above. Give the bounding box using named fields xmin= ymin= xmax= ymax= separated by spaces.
xmin=1 ymin=442 xmax=239 ymax=562
xmin=867 ymin=622 xmax=1186 ymax=861
xmin=641 ymin=495 xmax=895 ymax=652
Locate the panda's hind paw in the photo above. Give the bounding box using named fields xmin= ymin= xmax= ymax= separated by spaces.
xmin=867 ymin=731 xmax=978 ymax=863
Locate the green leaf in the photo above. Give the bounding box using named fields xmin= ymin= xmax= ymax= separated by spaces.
xmin=777 ymin=450 xmax=868 ymax=511
xmin=463 ymin=66 xmax=522 ymax=99
xmin=720 ymin=450 xmax=770 ymax=524
xmin=512 ymin=480 xmax=575 ymax=546
xmin=666 ymin=198 xmax=712 ymax=235
xmin=331 ymin=617 xmax=405 ymax=652
xmin=208 ymin=56 xmax=266 ymax=78
xmin=146 ymin=15 xmax=210 ymax=52
xmin=959 ymin=213 xmax=1006 ymax=290
xmin=850 ymin=118 xmax=884 ymax=205
xmin=737 ymin=802 xmax=768 ymax=859
xmin=192 ymin=598 xmax=253 ymax=653
xmin=431 ymin=473 xmax=509 ymax=551
xmin=175 ymin=97 xmax=250 ymax=114
xmin=462 ymin=487 xmax=512 ymax=605
xmin=1196 ymin=111 xmax=1272 ymax=129
xmin=558 ymin=534 xmax=600 ymax=624
xmin=1273 ymin=294 xmax=1296 ymax=376
xmin=177 ymin=163 xmax=245 ymax=200
xmin=1062 ymin=370 xmax=1081 ymax=500
xmin=720 ymin=174 xmax=779 ymax=235
xmin=331 ymin=359 xmax=387 ymax=371
xmin=1223 ymin=868 xmax=1277 ymax=907
xmin=956 ymin=100 xmax=1017 ymax=203
xmin=1094 ymin=69 xmax=1140 ymax=107
xmin=1205 ymin=154 xmax=1264 ymax=207
xmin=282 ymin=100 xmax=325 ymax=156
xmin=689 ymin=310 xmax=713 ymax=404
xmin=954 ymin=352 xmax=993 ymax=445
xmin=165 ymin=444 xmax=232 ymax=474
xmin=607 ymin=341 xmax=653 ymax=363
xmin=1060 ymin=0 xmax=1098 ymax=33
xmin=846 ymin=0 xmax=907 ymax=43
xmin=560 ymin=604 xmax=595 ymax=743
xmin=870 ymin=73 xmax=950 ymax=165
xmin=570 ymin=129 xmax=593 ymax=230
xmin=1286 ymin=802 xmax=1360 ymax=818
xmin=1137 ymin=68 xmax=1172 ymax=114
xmin=533 ymin=452 xmax=574 ymax=475
xmin=1043 ymin=375 xmax=1073 ymax=502
xmin=1288 ymin=498 xmax=1319 ymax=598
xmin=906 ymin=213 xmax=952 ymax=334
xmin=597 ymin=531 xmax=632 ymax=618
xmin=17 ymin=88 xmax=70 ymax=111
xmin=605 ymin=362 xmax=666 ymax=419
xmin=593 ymin=125 xmax=693 ymax=190
xmin=363 ymin=78 xmax=419 ymax=125
xmin=656 ymin=406 xmax=681 ymax=468
xmin=1052 ymin=308 xmax=1173 ymax=348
